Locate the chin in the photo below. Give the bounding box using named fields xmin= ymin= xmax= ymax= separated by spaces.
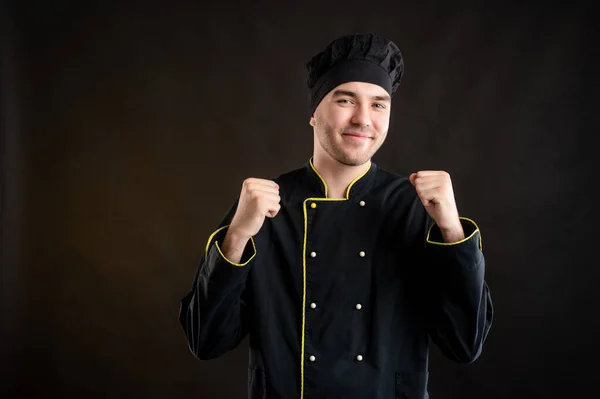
xmin=336 ymin=154 xmax=371 ymax=167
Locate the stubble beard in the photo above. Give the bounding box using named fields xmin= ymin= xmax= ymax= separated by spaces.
xmin=316 ymin=121 xmax=384 ymax=167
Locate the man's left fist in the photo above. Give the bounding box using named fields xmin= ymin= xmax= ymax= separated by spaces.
xmin=409 ymin=171 xmax=463 ymax=236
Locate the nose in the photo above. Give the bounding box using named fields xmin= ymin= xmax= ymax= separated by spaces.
xmin=350 ymin=104 xmax=372 ymax=127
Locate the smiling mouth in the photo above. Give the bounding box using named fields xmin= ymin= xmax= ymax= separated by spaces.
xmin=343 ymin=133 xmax=372 ymax=139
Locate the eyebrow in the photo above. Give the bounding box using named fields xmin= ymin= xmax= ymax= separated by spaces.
xmin=332 ymin=89 xmax=391 ymax=102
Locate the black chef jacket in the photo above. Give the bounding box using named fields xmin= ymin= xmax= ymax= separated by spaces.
xmin=179 ymin=158 xmax=493 ymax=399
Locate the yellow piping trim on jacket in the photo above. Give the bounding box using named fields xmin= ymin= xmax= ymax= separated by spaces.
xmin=426 ymin=216 xmax=483 ymax=250
xmin=205 ymin=225 xmax=256 ymax=267
xmin=300 ymin=160 xmax=371 ymax=399
xmin=308 ymin=157 xmax=371 ymax=199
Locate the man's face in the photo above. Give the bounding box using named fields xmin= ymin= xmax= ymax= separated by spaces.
xmin=310 ymin=81 xmax=391 ymax=167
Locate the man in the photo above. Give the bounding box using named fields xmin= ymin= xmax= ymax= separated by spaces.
xmin=179 ymin=33 xmax=493 ymax=399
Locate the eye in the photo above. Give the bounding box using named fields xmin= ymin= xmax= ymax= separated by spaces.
xmin=373 ymin=103 xmax=386 ymax=109
xmin=337 ymin=99 xmax=353 ymax=104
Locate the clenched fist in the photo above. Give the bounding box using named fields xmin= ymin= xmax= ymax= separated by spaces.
xmin=409 ymin=171 xmax=464 ymax=242
xmin=229 ymin=178 xmax=281 ymax=240
xmin=221 ymin=178 xmax=280 ymax=264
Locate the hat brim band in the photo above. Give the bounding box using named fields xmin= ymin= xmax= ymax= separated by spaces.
xmin=309 ymin=59 xmax=392 ymax=116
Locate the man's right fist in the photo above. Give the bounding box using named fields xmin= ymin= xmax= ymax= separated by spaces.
xmin=228 ymin=178 xmax=281 ymax=240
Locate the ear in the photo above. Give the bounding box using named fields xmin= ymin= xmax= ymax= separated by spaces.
xmin=309 ymin=116 xmax=316 ymax=127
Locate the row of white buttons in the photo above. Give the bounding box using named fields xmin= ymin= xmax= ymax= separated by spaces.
xmin=309 ymin=251 xmax=366 ymax=258
xmin=308 ymin=354 xmax=363 ymax=362
xmin=309 ymin=302 xmax=362 ymax=310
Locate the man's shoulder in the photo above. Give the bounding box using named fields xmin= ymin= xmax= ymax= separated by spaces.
xmin=271 ymin=165 xmax=306 ymax=185
xmin=373 ymin=163 xmax=411 ymax=188
xmin=371 ymin=165 xmax=423 ymax=216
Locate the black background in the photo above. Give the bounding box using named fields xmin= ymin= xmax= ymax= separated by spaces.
xmin=2 ymin=0 xmax=598 ymax=398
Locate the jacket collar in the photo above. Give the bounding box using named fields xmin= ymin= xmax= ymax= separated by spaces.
xmin=304 ymin=157 xmax=377 ymax=199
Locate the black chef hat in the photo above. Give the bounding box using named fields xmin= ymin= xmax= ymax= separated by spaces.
xmin=306 ymin=33 xmax=404 ymax=116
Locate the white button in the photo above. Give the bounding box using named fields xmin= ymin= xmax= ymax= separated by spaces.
xmin=309 ymin=355 xmax=316 ymax=362
xmin=359 ymin=200 xmax=365 ymax=207
xmin=356 ymin=354 xmax=363 ymax=361
xmin=310 ymin=302 xmax=317 ymax=309
xmin=355 ymin=304 xmax=362 ymax=310
xmin=310 ymin=251 xmax=317 ymax=258
xmin=359 ymin=251 xmax=365 ymax=257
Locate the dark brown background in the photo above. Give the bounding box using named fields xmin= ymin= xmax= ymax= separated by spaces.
xmin=2 ymin=0 xmax=597 ymax=398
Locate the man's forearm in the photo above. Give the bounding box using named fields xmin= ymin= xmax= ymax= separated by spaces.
xmin=220 ymin=228 xmax=251 ymax=264
xmin=440 ymin=224 xmax=465 ymax=243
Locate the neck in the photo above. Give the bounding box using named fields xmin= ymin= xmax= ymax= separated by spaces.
xmin=312 ymin=153 xmax=371 ymax=198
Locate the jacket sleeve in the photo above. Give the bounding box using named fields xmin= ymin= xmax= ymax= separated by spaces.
xmin=178 ymin=199 xmax=257 ymax=360
xmin=419 ymin=215 xmax=494 ymax=363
